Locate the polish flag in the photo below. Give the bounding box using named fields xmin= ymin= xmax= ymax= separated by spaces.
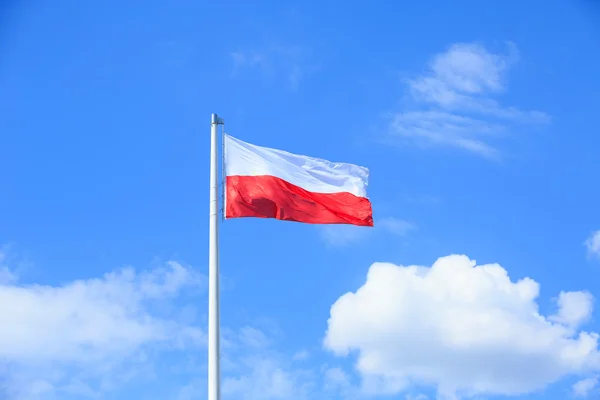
xmin=224 ymin=134 xmax=373 ymax=226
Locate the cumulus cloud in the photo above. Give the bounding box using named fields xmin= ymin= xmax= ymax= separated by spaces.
xmin=0 ymin=259 xmax=204 ymax=399
xmin=585 ymin=230 xmax=600 ymax=259
xmin=389 ymin=42 xmax=549 ymax=158
xmin=324 ymin=254 xmax=600 ymax=399
xmin=550 ymin=291 xmax=594 ymax=329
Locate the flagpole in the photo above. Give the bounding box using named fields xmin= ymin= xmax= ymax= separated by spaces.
xmin=208 ymin=113 xmax=222 ymax=400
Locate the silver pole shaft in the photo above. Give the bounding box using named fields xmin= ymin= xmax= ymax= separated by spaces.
xmin=208 ymin=113 xmax=221 ymax=400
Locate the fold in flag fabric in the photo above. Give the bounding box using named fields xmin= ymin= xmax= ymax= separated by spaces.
xmin=224 ymin=134 xmax=373 ymax=226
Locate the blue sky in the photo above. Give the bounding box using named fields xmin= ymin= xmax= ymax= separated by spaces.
xmin=1 ymin=1 xmax=600 ymax=399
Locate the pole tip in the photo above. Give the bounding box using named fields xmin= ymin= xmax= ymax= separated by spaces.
xmin=211 ymin=114 xmax=218 ymax=124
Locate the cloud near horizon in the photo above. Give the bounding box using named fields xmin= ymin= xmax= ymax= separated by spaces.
xmin=0 ymin=253 xmax=205 ymax=399
xmin=324 ymin=254 xmax=600 ymax=399
xmin=4 ymin=249 xmax=599 ymax=400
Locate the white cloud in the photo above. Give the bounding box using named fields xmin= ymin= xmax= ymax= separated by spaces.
xmin=389 ymin=42 xmax=549 ymax=158
xmin=390 ymin=110 xmax=502 ymax=158
xmin=324 ymin=254 xmax=600 ymax=399
xmin=0 ymin=260 xmax=204 ymax=399
xmin=550 ymin=291 xmax=594 ymax=329
xmin=410 ymin=42 xmax=513 ymax=102
xmin=585 ymin=230 xmax=600 ymax=259
xmin=573 ymin=376 xmax=598 ymax=397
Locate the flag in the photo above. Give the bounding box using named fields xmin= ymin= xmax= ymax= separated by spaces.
xmin=223 ymin=134 xmax=373 ymax=226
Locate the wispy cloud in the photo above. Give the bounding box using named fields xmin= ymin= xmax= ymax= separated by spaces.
xmin=405 ymin=394 xmax=429 ymax=400
xmin=320 ymin=217 xmax=416 ymax=246
xmin=230 ymin=44 xmax=314 ymax=90
xmin=323 ymin=366 xmax=359 ymax=398
xmin=377 ymin=217 xmax=416 ymax=237
xmin=573 ymin=376 xmax=598 ymax=397
xmin=389 ymin=42 xmax=549 ymax=158
xmin=585 ymin=230 xmax=600 ymax=259
xmin=292 ymin=349 xmax=309 ymax=361
xmin=320 ymin=224 xmax=370 ymax=246
xmin=230 ymin=50 xmax=266 ymax=71
xmin=178 ymin=324 xmax=316 ymax=400
xmin=0 ymin=251 xmax=16 ymax=285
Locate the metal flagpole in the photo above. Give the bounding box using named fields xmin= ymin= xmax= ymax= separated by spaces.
xmin=208 ymin=113 xmax=223 ymax=400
